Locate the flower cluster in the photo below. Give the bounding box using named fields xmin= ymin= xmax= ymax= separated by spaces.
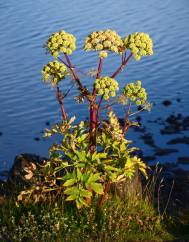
xmin=94 ymin=76 xmax=119 ymax=100
xmin=41 ymin=60 xmax=68 ymax=86
xmin=84 ymin=29 xmax=124 ymax=58
xmin=46 ymin=30 xmax=76 ymax=58
xmin=124 ymin=32 xmax=153 ymax=61
xmin=123 ymin=80 xmax=147 ymax=106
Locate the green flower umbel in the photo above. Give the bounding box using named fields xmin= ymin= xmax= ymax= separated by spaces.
xmin=94 ymin=76 xmax=119 ymax=100
xmin=124 ymin=32 xmax=153 ymax=61
xmin=41 ymin=60 xmax=68 ymax=86
xmin=46 ymin=30 xmax=76 ymax=58
xmin=84 ymin=29 xmax=124 ymax=58
xmin=123 ymin=80 xmax=147 ymax=106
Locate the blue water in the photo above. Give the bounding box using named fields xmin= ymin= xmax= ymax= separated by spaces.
xmin=0 ymin=0 xmax=189 ymax=171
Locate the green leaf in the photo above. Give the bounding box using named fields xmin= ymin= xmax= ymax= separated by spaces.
xmin=75 ymin=150 xmax=86 ymax=162
xmin=76 ymin=163 xmax=86 ymax=168
xmin=112 ymin=141 xmax=120 ymax=151
xmin=109 ymin=172 xmax=118 ymax=182
xmin=97 ymin=152 xmax=107 ymax=159
xmin=82 ymin=173 xmax=90 ymax=183
xmin=76 ymin=198 xmax=88 ymax=209
xmin=105 ymin=165 xmax=119 ymax=171
xmin=80 ymin=189 xmax=92 ymax=198
xmin=65 ymin=150 xmax=75 ymax=159
xmin=63 ymin=178 xmax=76 ymax=187
xmin=89 ymin=182 xmax=103 ymax=194
xmin=77 ymin=168 xmax=82 ymax=181
xmin=66 ymin=194 xmax=78 ymax=201
xmin=44 ymin=129 xmax=52 ymax=138
xmin=120 ymin=143 xmax=126 ymax=152
xmin=87 ymin=173 xmax=100 ymax=184
xmin=54 ymin=162 xmax=71 ymax=174
xmin=102 ymin=132 xmax=107 ymax=143
xmin=64 ymin=187 xmax=80 ymax=196
xmin=78 ymin=198 xmax=88 ymax=207
xmin=91 ymin=152 xmax=97 ymax=161
xmin=77 ymin=133 xmax=88 ymax=143
xmin=63 ymin=172 xmax=75 ymax=180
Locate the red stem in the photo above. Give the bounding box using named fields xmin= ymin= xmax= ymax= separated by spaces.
xmin=56 ymin=86 xmax=67 ymax=120
xmin=64 ymin=54 xmax=90 ymax=98
xmin=92 ymin=57 xmax=103 ymax=95
xmin=122 ymin=102 xmax=132 ymax=135
xmin=96 ymin=95 xmax=104 ymax=122
xmin=98 ymin=182 xmax=111 ymax=208
xmin=96 ymin=57 xmax=103 ymax=79
xmin=57 ymin=57 xmax=69 ymax=68
xmin=89 ymin=58 xmax=103 ymax=153
xmin=111 ymin=53 xmax=132 ymax=78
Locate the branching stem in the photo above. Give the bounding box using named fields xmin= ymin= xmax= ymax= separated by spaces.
xmin=63 ymin=82 xmax=75 ymax=99
xmin=55 ymin=86 xmax=67 ymax=120
xmin=122 ymin=102 xmax=132 ymax=135
xmin=98 ymin=182 xmax=111 ymax=208
xmin=129 ymin=107 xmax=145 ymax=117
xmin=64 ymin=54 xmax=91 ymax=99
xmin=111 ymin=53 xmax=132 ymax=78
xmin=90 ymin=57 xmax=103 ymax=153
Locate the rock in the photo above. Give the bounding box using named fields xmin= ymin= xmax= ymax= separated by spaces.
xmin=143 ymin=155 xmax=156 ymax=162
xmin=154 ymin=148 xmax=178 ymax=156
xmin=0 ymin=194 xmax=7 ymax=206
xmin=162 ymin=100 xmax=172 ymax=106
xmin=133 ymin=126 xmax=146 ymax=133
xmin=0 ymin=180 xmax=9 ymax=205
xmin=167 ymin=136 xmax=189 ymax=145
xmin=161 ymin=114 xmax=189 ymax=135
xmin=140 ymin=133 xmax=157 ymax=147
xmin=111 ymin=170 xmax=142 ymax=200
xmin=183 ymin=116 xmax=189 ymax=129
xmin=166 ymin=114 xmax=182 ymax=125
xmin=132 ymin=149 xmax=143 ymax=157
xmin=177 ymin=157 xmax=189 ymax=165
xmin=34 ymin=137 xmax=40 ymax=141
xmin=0 ymin=170 xmax=9 ymax=178
xmin=136 ymin=116 xmax=142 ymax=122
xmin=7 ymin=153 xmax=46 ymax=189
xmin=45 ymin=121 xmax=50 ymax=126
xmin=160 ymin=126 xmax=182 ymax=135
xmin=148 ymin=117 xmax=164 ymax=125
xmin=137 ymin=105 xmax=143 ymax=111
xmin=161 ymin=115 xmax=183 ymax=134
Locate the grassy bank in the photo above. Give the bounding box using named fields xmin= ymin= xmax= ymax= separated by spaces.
xmin=0 ymin=195 xmax=176 ymax=242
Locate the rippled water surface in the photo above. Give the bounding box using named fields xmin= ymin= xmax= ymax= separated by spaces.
xmin=0 ymin=0 xmax=189 ymax=171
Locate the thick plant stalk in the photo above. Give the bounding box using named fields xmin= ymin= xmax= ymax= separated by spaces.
xmin=89 ymin=103 xmax=97 ymax=153
xmin=111 ymin=53 xmax=132 ymax=78
xmin=96 ymin=95 xmax=104 ymax=122
xmin=98 ymin=182 xmax=111 ymax=208
xmin=122 ymin=103 xmax=132 ymax=135
xmin=63 ymin=53 xmax=101 ymax=153
xmin=56 ymin=86 xmax=67 ymax=120
xmin=89 ymin=58 xmax=103 ymax=153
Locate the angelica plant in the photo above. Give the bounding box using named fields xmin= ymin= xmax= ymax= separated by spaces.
xmin=19 ymin=29 xmax=154 ymax=209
